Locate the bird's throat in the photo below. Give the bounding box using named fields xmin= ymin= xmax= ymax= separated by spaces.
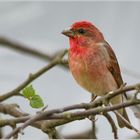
xmin=69 ymin=38 xmax=88 ymax=55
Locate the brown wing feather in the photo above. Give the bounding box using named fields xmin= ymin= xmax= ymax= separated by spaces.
xmin=102 ymin=42 xmax=131 ymax=128
xmin=103 ymin=41 xmax=123 ymax=88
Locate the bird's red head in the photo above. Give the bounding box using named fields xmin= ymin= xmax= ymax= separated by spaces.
xmin=62 ymin=21 xmax=104 ymax=48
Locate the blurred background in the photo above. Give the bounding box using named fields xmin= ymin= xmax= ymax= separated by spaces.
xmin=0 ymin=1 xmax=140 ymax=139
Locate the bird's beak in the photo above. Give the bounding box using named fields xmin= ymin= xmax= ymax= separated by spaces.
xmin=61 ymin=29 xmax=75 ymax=38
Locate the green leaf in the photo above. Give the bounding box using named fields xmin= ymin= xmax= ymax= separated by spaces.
xmin=22 ymin=85 xmax=36 ymax=99
xmin=30 ymin=95 xmax=44 ymax=108
xmin=22 ymin=85 xmax=44 ymax=108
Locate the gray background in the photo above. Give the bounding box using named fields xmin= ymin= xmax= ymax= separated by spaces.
xmin=0 ymin=1 xmax=140 ymax=139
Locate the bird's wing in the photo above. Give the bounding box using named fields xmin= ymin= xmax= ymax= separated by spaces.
xmin=101 ymin=42 xmax=130 ymax=127
xmin=102 ymin=41 xmax=124 ymax=88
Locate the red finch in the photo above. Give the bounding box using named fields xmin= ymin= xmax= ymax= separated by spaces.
xmin=62 ymin=21 xmax=130 ymax=128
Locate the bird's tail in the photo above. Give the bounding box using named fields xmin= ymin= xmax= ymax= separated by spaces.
xmin=110 ymin=95 xmax=132 ymax=129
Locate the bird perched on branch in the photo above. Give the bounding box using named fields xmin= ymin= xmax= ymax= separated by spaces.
xmin=62 ymin=21 xmax=131 ymax=128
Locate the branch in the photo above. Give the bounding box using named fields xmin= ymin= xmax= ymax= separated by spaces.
xmin=1 ymin=82 xmax=140 ymax=138
xmin=0 ymin=37 xmax=68 ymax=68
xmin=3 ymin=97 xmax=140 ymax=138
xmin=0 ymin=49 xmax=67 ymax=102
xmin=0 ymin=37 xmax=52 ymax=60
xmin=90 ymin=94 xmax=97 ymax=139
xmin=0 ymin=98 xmax=140 ymax=138
xmin=0 ymin=103 xmax=28 ymax=117
xmin=103 ymin=112 xmax=118 ymax=139
xmin=114 ymin=110 xmax=140 ymax=135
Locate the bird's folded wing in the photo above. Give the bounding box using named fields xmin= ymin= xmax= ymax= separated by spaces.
xmin=102 ymin=41 xmax=124 ymax=88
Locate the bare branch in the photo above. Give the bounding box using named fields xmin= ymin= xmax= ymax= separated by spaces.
xmin=90 ymin=94 xmax=97 ymax=139
xmin=0 ymin=103 xmax=28 ymax=117
xmin=114 ymin=111 xmax=140 ymax=135
xmin=3 ymin=97 xmax=140 ymax=138
xmin=0 ymin=37 xmax=68 ymax=68
xmin=103 ymin=112 xmax=118 ymax=139
xmin=0 ymin=50 xmax=67 ymax=102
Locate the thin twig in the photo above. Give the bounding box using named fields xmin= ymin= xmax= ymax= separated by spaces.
xmin=90 ymin=94 xmax=97 ymax=139
xmin=0 ymin=50 xmax=67 ymax=102
xmin=114 ymin=111 xmax=140 ymax=135
xmin=103 ymin=112 xmax=118 ymax=139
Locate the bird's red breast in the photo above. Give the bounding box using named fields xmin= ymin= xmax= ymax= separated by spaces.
xmin=69 ymin=42 xmax=118 ymax=96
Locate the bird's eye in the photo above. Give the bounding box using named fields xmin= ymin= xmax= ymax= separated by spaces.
xmin=77 ymin=28 xmax=86 ymax=34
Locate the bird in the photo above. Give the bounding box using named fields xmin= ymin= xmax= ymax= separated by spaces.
xmin=62 ymin=21 xmax=131 ymax=128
